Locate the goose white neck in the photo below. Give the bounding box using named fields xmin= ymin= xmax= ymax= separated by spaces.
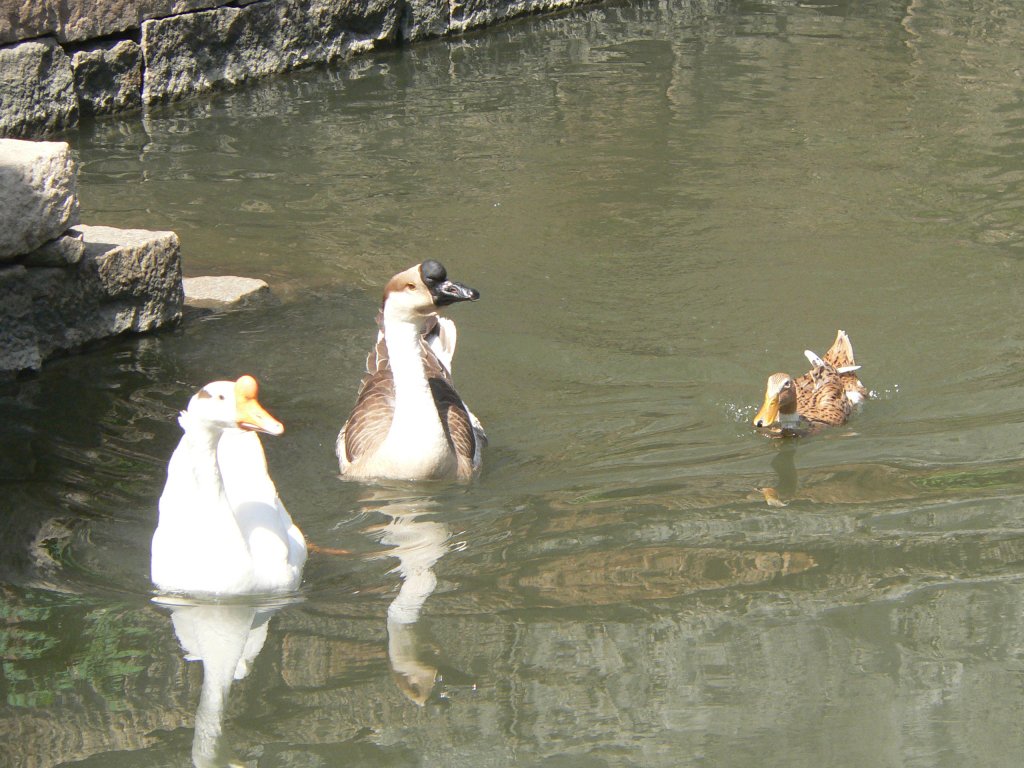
xmin=380 ymin=314 xmax=454 ymax=477
xmin=177 ymin=413 xmax=229 ymax=499
xmin=384 ymin=317 xmax=437 ymax=418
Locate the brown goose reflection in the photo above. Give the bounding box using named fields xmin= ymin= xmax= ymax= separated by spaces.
xmin=363 ymin=495 xmax=453 ymax=705
xmin=157 ymin=597 xmax=290 ymax=767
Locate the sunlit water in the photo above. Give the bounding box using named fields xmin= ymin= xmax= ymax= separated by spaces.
xmin=4 ymin=0 xmax=1024 ymax=765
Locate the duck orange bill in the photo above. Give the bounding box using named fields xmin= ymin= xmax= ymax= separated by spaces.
xmin=752 ymin=394 xmax=780 ymax=428
xmin=234 ymin=375 xmax=284 ymax=435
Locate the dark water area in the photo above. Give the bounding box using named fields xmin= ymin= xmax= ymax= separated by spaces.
xmin=4 ymin=0 xmax=1024 ymax=765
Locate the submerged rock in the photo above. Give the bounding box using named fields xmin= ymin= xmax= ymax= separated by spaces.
xmin=183 ymin=275 xmax=271 ymax=309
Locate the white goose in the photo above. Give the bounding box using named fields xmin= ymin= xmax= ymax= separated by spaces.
xmin=152 ymin=375 xmax=307 ymax=595
xmin=336 ymin=260 xmax=485 ymax=481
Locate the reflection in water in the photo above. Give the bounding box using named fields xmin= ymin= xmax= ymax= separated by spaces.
xmin=756 ymin=440 xmax=799 ymax=507
xmin=363 ymin=494 xmax=453 ymax=706
xmin=157 ymin=597 xmax=287 ymax=767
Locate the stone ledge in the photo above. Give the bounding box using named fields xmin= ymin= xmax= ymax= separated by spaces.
xmin=0 ymin=224 xmax=184 ymax=379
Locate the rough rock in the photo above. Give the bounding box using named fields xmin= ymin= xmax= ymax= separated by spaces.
xmin=0 ymin=38 xmax=78 ymax=138
xmin=57 ymin=0 xmax=260 ymax=42
xmin=401 ymin=0 xmax=449 ymax=41
xmin=0 ymin=264 xmax=43 ymax=372
xmin=141 ymin=0 xmax=401 ymax=104
xmin=0 ymin=224 xmax=183 ymax=377
xmin=71 ymin=40 xmax=143 ymax=116
xmin=0 ymin=1 xmax=59 ymax=46
xmin=449 ymin=0 xmax=582 ymax=32
xmin=183 ymin=275 xmax=271 ymax=309
xmin=20 ymin=231 xmax=86 ymax=267
xmin=71 ymin=224 xmax=184 ymax=333
xmin=0 ymin=0 xmax=265 ymax=45
xmin=0 ymin=139 xmax=79 ymax=262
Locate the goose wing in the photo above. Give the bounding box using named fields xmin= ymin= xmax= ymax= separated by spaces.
xmin=339 ymin=329 xmax=395 ymax=466
xmin=420 ymin=334 xmax=480 ymax=476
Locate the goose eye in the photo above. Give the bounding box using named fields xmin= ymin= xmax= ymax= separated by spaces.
xmin=783 ymin=379 xmax=792 ymax=389
xmin=405 ymin=283 xmax=416 ymax=290
xmin=217 ymin=394 xmax=226 ymax=401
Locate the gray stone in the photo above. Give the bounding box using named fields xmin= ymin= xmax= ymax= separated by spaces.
xmin=142 ymin=0 xmax=402 ymax=104
xmin=0 ymin=0 xmax=59 ymax=46
xmin=0 ymin=0 xmax=266 ymax=44
xmin=0 ymin=139 xmax=79 ymax=261
xmin=401 ymin=0 xmax=448 ymax=41
xmin=71 ymin=40 xmax=143 ymax=116
xmin=71 ymin=224 xmax=184 ymax=333
xmin=20 ymin=231 xmax=86 ymax=267
xmin=0 ymin=224 xmax=183 ymax=377
xmin=57 ymin=0 xmax=265 ymax=43
xmin=183 ymin=275 xmax=271 ymax=309
xmin=0 ymin=264 xmax=43 ymax=372
xmin=0 ymin=38 xmax=78 ymax=138
xmin=450 ymin=0 xmax=582 ymax=33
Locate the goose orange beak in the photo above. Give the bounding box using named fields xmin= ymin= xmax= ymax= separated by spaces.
xmin=753 ymin=373 xmax=793 ymax=428
xmin=234 ymin=375 xmax=284 ymax=435
xmin=753 ymin=392 xmax=780 ymax=428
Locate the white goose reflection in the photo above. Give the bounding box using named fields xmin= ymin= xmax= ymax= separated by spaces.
xmin=364 ymin=495 xmax=454 ymax=705
xmin=156 ymin=596 xmax=294 ymax=767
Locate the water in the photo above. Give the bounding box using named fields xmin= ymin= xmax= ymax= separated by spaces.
xmin=4 ymin=0 xmax=1024 ymax=765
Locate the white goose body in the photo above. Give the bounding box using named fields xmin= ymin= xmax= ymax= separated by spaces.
xmin=152 ymin=376 xmax=307 ymax=596
xmin=337 ymin=261 xmax=485 ymax=482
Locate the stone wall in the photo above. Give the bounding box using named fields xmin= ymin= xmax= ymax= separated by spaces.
xmin=0 ymin=138 xmax=183 ymax=378
xmin=0 ymin=0 xmax=601 ymax=139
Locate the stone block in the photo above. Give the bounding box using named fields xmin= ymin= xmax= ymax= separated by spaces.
xmin=0 ymin=224 xmax=183 ymax=377
xmin=72 ymin=40 xmax=143 ymax=116
xmin=20 ymin=231 xmax=86 ymax=267
xmin=183 ymin=275 xmax=271 ymax=309
xmin=449 ymin=0 xmax=582 ymax=33
xmin=0 ymin=264 xmax=43 ymax=372
xmin=142 ymin=0 xmax=402 ymax=104
xmin=72 ymin=224 xmax=184 ymax=333
xmin=0 ymin=38 xmax=78 ymax=138
xmin=0 ymin=0 xmax=59 ymax=46
xmin=0 ymin=139 xmax=79 ymax=261
xmin=56 ymin=0 xmax=265 ymax=43
xmin=402 ymin=0 xmax=448 ymax=41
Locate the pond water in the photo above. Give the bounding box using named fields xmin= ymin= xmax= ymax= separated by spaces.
xmin=5 ymin=0 xmax=1024 ymax=765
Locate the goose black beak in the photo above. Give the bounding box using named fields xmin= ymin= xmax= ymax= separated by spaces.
xmin=433 ymin=279 xmax=480 ymax=306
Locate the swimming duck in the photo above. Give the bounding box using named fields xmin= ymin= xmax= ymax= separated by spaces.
xmin=336 ymin=260 xmax=485 ymax=481
xmin=152 ymin=375 xmax=307 ymax=595
xmin=753 ymin=330 xmax=867 ymax=436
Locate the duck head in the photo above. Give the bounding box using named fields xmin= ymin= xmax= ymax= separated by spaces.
xmin=753 ymin=373 xmax=797 ymax=428
xmin=184 ymin=375 xmax=284 ymax=435
xmin=382 ymin=261 xmax=479 ymax=323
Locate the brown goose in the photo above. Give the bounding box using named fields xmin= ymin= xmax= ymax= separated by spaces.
xmin=336 ymin=261 xmax=485 ymax=481
xmin=753 ymin=330 xmax=867 ymax=436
